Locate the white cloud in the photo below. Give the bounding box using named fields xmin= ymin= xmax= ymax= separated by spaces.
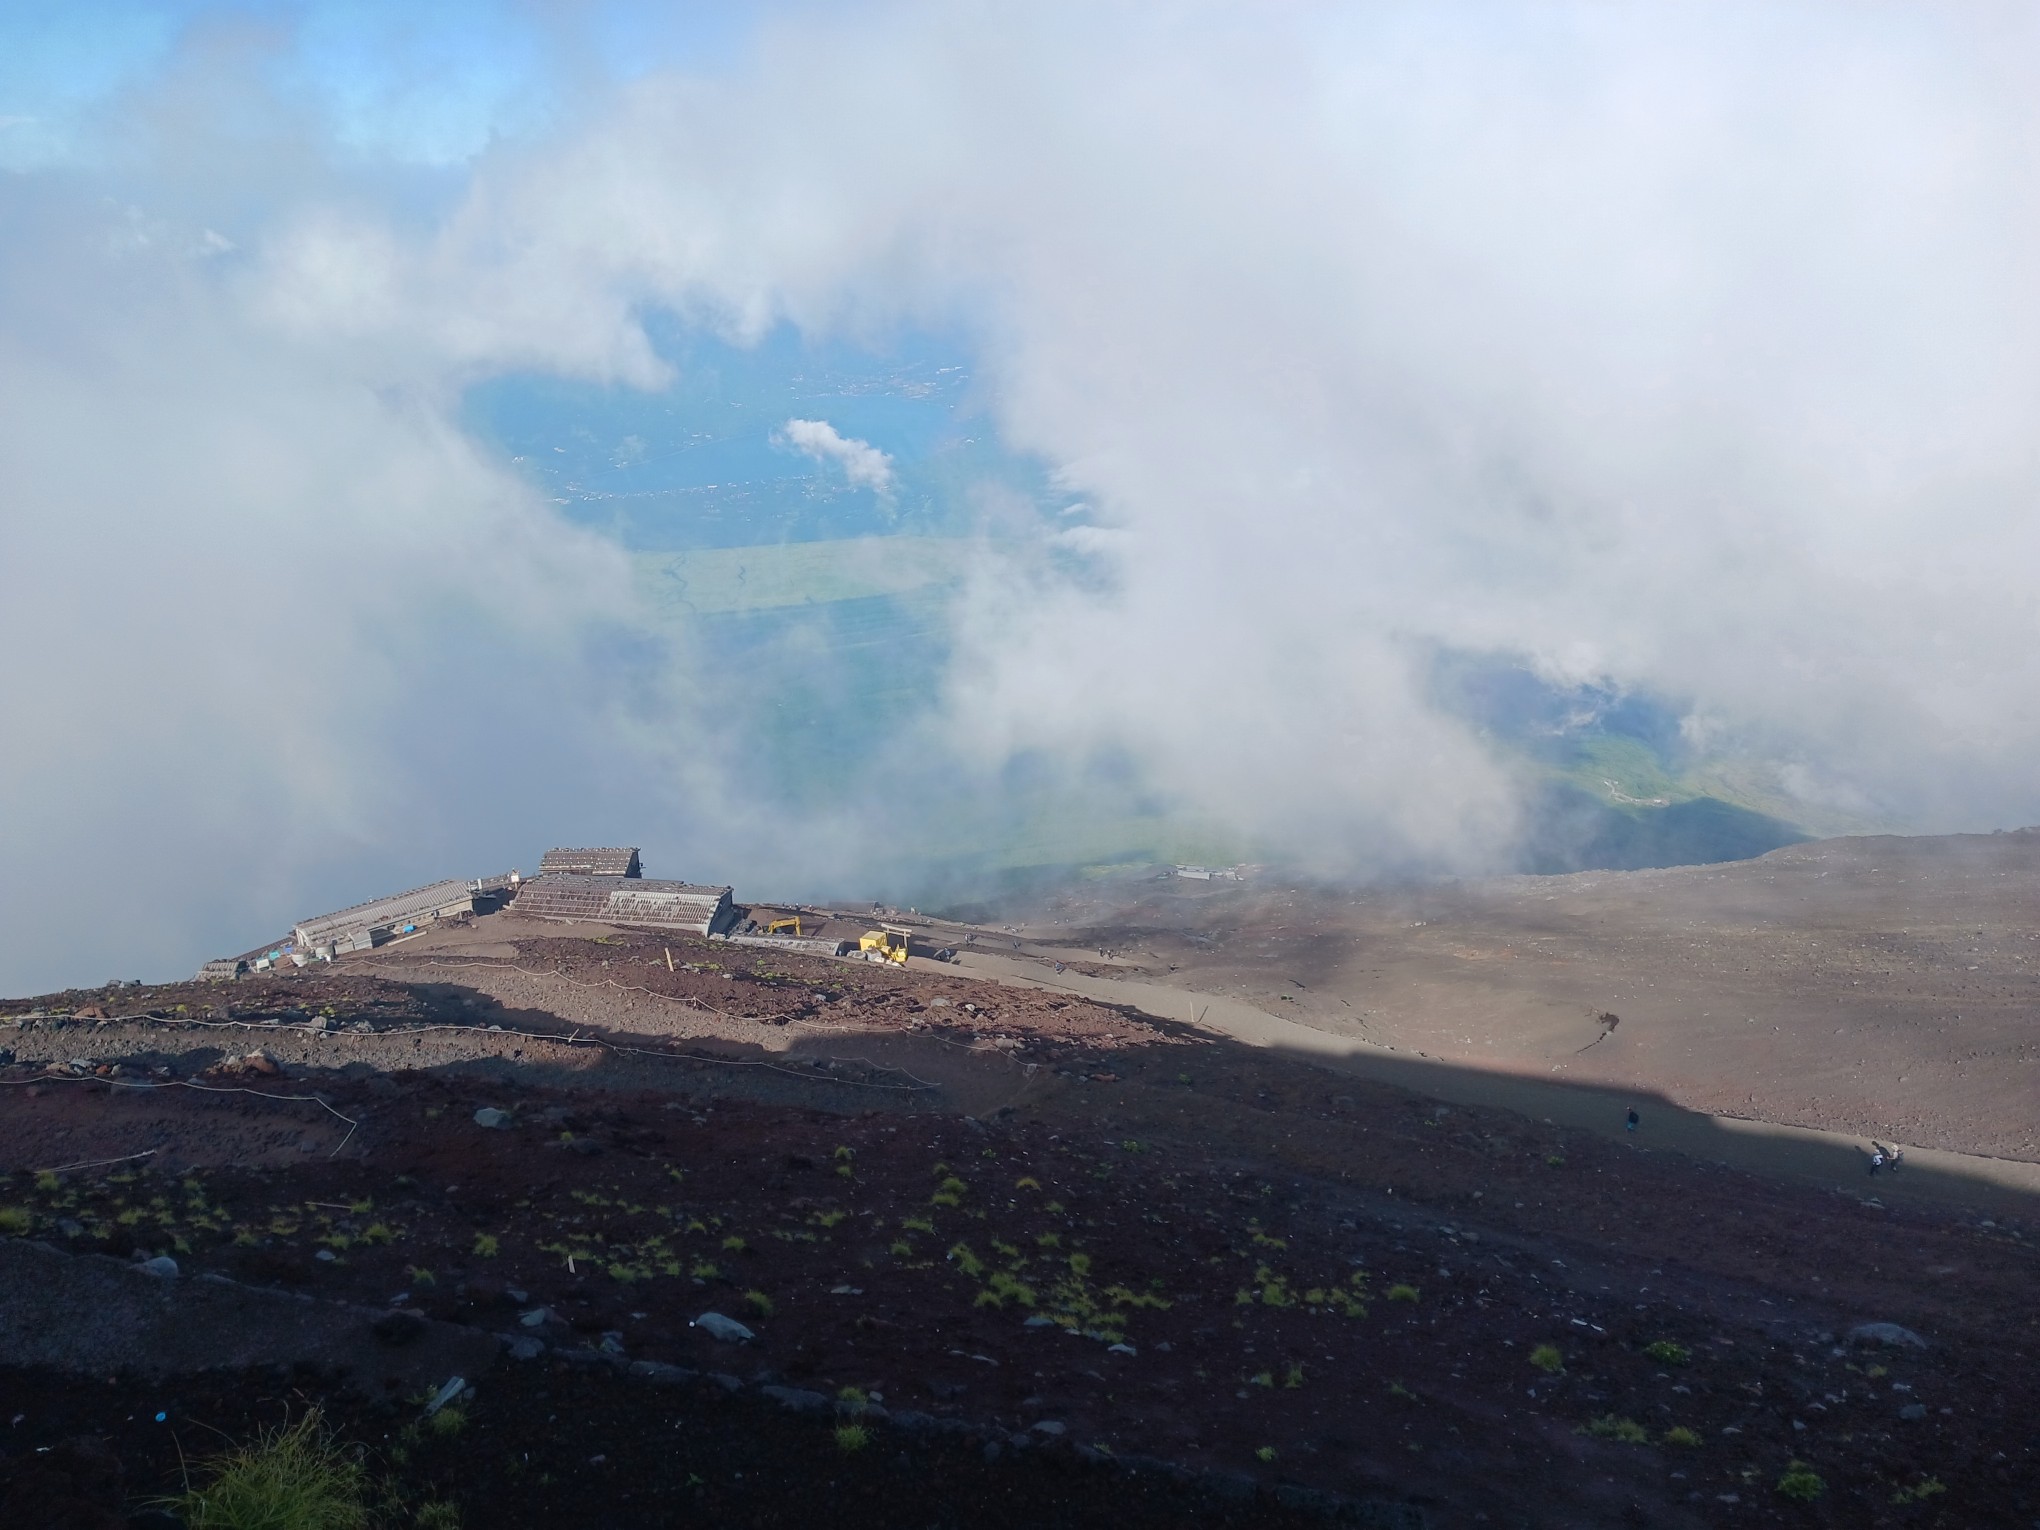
xmin=14 ymin=3 xmax=2040 ymax=986
xmin=773 ymin=417 xmax=896 ymax=494
xmin=271 ymin=3 xmax=2040 ymax=846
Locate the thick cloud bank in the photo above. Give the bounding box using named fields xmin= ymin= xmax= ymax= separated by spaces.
xmin=7 ymin=3 xmax=2040 ymax=987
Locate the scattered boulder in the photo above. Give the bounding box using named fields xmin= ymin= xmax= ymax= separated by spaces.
xmin=505 ymin=1337 xmax=544 ymax=1362
xmin=1898 ymin=1403 xmax=1928 ymax=1421
xmin=693 ymin=1311 xmax=755 ymax=1344
xmin=1031 ymin=1420 xmax=1067 ymax=1437
xmin=473 ymin=1107 xmax=513 ymax=1129
xmin=239 ymin=1051 xmax=281 ymax=1077
xmin=1848 ymin=1322 xmax=1927 ymax=1350
xmin=137 ymin=1256 xmax=178 ymax=1279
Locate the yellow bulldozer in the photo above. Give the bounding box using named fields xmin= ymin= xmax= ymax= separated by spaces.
xmin=857 ymin=926 xmax=911 ymax=964
xmin=765 ymin=915 xmax=806 ymax=937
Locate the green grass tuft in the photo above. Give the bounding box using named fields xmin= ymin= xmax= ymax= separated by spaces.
xmin=165 ymin=1410 xmax=369 ymax=1530
xmin=1643 ymin=1340 xmax=1690 ymax=1366
xmin=1528 ymin=1344 xmax=1565 ymax=1374
xmin=1583 ymin=1414 xmax=1650 ymax=1444
xmin=0 ymin=1206 xmax=32 ymax=1235
xmin=1777 ymin=1461 xmax=1825 ymax=1502
xmin=1386 ymin=1284 xmax=1420 ymax=1304
xmin=834 ymin=1424 xmax=869 ymax=1453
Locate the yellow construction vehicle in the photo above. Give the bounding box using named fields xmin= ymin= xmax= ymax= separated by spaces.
xmin=857 ymin=926 xmax=911 ymax=964
xmin=765 ymin=915 xmax=806 ymax=937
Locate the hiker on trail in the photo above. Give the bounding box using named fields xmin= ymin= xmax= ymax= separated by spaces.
xmin=1869 ymin=1148 xmax=1886 ymax=1175
xmin=1625 ymin=1108 xmax=1639 ymax=1133
xmin=1875 ymin=1141 xmax=1904 ymax=1173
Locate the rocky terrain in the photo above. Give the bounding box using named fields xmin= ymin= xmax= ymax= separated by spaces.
xmin=1 ymin=844 xmax=2037 ymax=1527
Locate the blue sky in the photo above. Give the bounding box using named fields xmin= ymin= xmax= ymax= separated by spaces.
xmin=0 ymin=1 xmax=754 ymax=170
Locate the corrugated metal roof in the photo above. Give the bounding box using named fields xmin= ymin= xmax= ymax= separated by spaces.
xmin=538 ymin=847 xmax=642 ymax=878
xmin=514 ymin=873 xmax=731 ymax=932
xmin=295 ymin=880 xmax=477 ymax=944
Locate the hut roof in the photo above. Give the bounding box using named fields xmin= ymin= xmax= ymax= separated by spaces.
xmin=538 ymin=847 xmax=642 ymax=878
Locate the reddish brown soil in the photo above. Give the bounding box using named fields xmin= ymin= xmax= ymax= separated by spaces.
xmin=989 ymin=832 xmax=2040 ymax=1162
xmin=2 ymin=915 xmax=2037 ymax=1527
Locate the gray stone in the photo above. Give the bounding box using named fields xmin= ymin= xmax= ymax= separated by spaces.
xmin=1899 ymin=1403 xmax=1928 ymax=1421
xmin=1023 ymin=1315 xmax=1055 ymax=1328
xmin=473 ymin=1107 xmax=513 ymax=1129
xmin=709 ymin=1372 xmax=743 ymax=1391
xmin=597 ymin=1332 xmax=626 ymax=1356
xmin=762 ymin=1385 xmax=829 ymax=1414
xmin=627 ymin=1360 xmax=692 ymax=1384
xmin=693 ymin=1311 xmax=755 ymax=1343
xmin=1849 ymin=1322 xmax=1927 ymax=1349
xmin=518 ymin=1308 xmax=551 ymax=1327
xmin=137 ymin=1256 xmax=179 ymax=1279
xmin=889 ymin=1409 xmax=934 ymax=1433
xmin=553 ymin=1347 xmax=620 ymax=1370
xmin=1031 ymin=1420 xmax=1067 ymax=1437
xmin=314 ymin=1249 xmax=336 ymax=1262
xmin=506 ymin=1337 xmax=544 ymax=1361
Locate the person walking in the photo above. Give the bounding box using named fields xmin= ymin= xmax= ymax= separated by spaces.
xmin=1868 ymin=1147 xmax=1886 ymax=1175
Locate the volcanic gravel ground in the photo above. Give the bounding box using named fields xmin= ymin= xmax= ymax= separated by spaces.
xmin=2 ymin=913 xmax=2037 ymax=1526
xmin=984 ymin=832 xmax=2040 ymax=1162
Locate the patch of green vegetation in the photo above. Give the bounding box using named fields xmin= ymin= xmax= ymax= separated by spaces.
xmin=407 ymin=1266 xmax=436 ymax=1287
xmin=0 ymin=1206 xmax=32 ymax=1235
xmin=1662 ymin=1426 xmax=1702 ymax=1448
xmin=1067 ymin=1252 xmax=1092 ymax=1277
xmin=720 ymin=1235 xmax=749 ymax=1253
xmin=1643 ymin=1340 xmax=1690 ymax=1366
xmin=163 ymin=1410 xmax=368 ymax=1530
xmin=743 ymin=1290 xmax=774 ymax=1317
xmin=1891 ymin=1476 xmax=1945 ymax=1505
xmin=1529 ymin=1344 xmax=1565 ymax=1374
xmin=834 ymin=1424 xmax=869 ymax=1454
xmin=1014 ymin=1177 xmax=1041 ymax=1191
xmin=1255 ymin=1446 xmax=1276 ymax=1463
xmin=426 ymin=1406 xmax=466 ymax=1438
xmin=1583 ymin=1415 xmax=1650 ymax=1444
xmin=471 ymin=1234 xmax=499 ymax=1258
xmin=35 ymin=1172 xmax=62 ymax=1194
xmin=1386 ymin=1284 xmax=1420 ymax=1304
xmin=414 ymin=1502 xmax=461 ymax=1529
xmin=1777 ymin=1461 xmax=1825 ymax=1502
